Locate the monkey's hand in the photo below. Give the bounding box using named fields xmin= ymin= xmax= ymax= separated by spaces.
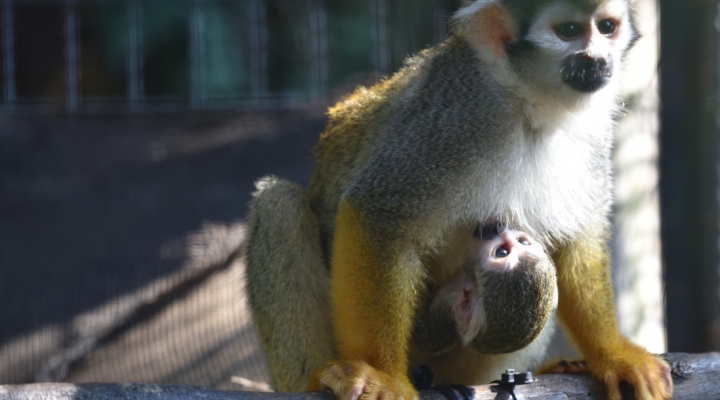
xmin=538 ymin=359 xmax=590 ymax=374
xmin=308 ymin=361 xmax=419 ymax=400
xmin=583 ymin=340 xmax=672 ymax=400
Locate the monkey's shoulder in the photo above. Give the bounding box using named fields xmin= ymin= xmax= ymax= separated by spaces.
xmin=310 ymin=40 xmax=465 ymax=196
xmin=318 ymin=37 xmax=486 ymax=143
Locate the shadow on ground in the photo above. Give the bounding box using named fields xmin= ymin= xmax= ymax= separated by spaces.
xmin=0 ymin=106 xmax=328 ymax=387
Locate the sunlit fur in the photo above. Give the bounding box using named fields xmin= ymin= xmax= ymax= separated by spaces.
xmin=245 ymin=177 xmax=336 ymax=391
xmin=245 ymin=0 xmax=671 ymax=399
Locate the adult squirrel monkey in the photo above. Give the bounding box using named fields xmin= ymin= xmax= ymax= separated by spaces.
xmin=245 ymin=0 xmax=673 ymax=399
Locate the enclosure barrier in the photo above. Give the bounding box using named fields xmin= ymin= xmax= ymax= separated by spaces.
xmin=0 ymin=0 xmax=459 ymax=113
xmin=0 ymin=353 xmax=717 ymax=400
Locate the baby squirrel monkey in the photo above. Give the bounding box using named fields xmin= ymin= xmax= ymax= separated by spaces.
xmin=412 ymin=223 xmax=556 ymax=356
xmin=411 ymin=222 xmax=558 ymax=385
xmin=246 ymin=0 xmax=673 ymax=399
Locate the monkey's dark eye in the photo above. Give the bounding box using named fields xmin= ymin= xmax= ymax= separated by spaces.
xmin=495 ymin=246 xmax=509 ymax=258
xmin=554 ymin=22 xmax=583 ymax=40
xmin=518 ymin=237 xmax=530 ymax=246
xmin=597 ymin=19 xmax=617 ymax=36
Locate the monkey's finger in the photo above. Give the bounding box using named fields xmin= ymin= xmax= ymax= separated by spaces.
xmin=316 ymin=364 xmax=351 ymax=397
xmin=545 ymin=360 xmax=569 ymax=374
xmin=646 ymin=358 xmax=673 ymax=399
xmin=542 ymin=364 xmax=567 ymax=374
xmin=538 ymin=359 xmax=590 ymax=375
xmin=343 ymin=383 xmax=365 ymax=400
xmin=629 ymin=358 xmax=672 ymax=400
xmin=642 ymin=365 xmax=662 ymax=400
xmin=629 ymin=366 xmax=653 ymax=400
xmin=602 ymin=372 xmax=622 ymax=400
xmin=309 ymin=368 xmax=340 ymax=393
xmin=657 ymin=357 xmax=674 ymax=396
xmin=566 ymin=361 xmax=588 ymax=374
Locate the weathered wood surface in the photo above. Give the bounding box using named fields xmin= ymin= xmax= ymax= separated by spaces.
xmin=1 ymin=353 xmax=717 ymax=400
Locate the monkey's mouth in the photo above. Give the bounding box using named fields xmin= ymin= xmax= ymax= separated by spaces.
xmin=561 ymin=53 xmax=613 ymax=93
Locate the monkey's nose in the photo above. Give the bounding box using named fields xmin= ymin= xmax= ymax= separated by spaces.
xmin=497 ymin=231 xmax=519 ymax=255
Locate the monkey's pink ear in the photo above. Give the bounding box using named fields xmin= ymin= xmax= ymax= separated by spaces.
xmin=457 ymin=3 xmax=517 ymax=59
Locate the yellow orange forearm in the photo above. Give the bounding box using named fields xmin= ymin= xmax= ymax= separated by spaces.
xmin=554 ymin=239 xmax=623 ymax=361
xmin=331 ymin=201 xmax=419 ymax=374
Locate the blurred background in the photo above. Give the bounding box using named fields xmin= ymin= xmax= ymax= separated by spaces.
xmin=0 ymin=0 xmax=717 ymax=391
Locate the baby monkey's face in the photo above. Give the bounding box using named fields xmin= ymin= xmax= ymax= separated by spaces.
xmin=473 ymin=222 xmax=548 ymax=273
xmin=413 ymin=222 xmax=557 ymax=355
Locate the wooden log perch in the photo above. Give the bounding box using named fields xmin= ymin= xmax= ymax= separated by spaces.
xmin=1 ymin=353 xmax=717 ymax=400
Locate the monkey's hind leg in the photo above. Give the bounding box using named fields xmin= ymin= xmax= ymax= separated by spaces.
xmin=245 ymin=176 xmax=335 ymax=392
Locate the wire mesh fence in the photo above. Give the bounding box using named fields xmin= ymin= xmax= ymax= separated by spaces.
xmin=0 ymin=0 xmax=461 ymax=113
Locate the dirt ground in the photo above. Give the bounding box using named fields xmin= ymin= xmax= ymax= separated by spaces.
xmin=0 ymin=106 xmax=328 ymax=387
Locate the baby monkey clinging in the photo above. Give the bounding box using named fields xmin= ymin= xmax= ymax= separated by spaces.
xmin=413 ymin=222 xmax=557 ymax=359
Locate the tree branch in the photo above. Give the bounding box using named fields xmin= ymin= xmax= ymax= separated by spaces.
xmin=1 ymin=353 xmax=717 ymax=400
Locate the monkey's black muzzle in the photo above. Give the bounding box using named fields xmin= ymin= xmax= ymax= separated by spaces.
xmin=562 ymin=53 xmax=613 ymax=93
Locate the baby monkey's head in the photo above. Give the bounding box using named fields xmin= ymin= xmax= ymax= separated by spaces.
xmin=413 ymin=222 xmax=558 ymax=355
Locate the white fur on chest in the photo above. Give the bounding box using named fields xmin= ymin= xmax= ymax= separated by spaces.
xmin=459 ymin=109 xmax=612 ymax=243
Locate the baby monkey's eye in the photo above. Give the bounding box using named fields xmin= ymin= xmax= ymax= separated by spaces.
xmin=597 ymin=19 xmax=618 ymax=36
xmin=495 ymin=246 xmax=509 ymax=258
xmin=554 ymin=22 xmax=584 ymax=40
xmin=518 ymin=237 xmax=530 ymax=246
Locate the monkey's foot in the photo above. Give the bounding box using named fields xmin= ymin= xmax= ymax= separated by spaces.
xmin=538 ymin=359 xmax=589 ymax=374
xmin=308 ymin=360 xmax=419 ymax=400
xmin=587 ymin=341 xmax=673 ymax=400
